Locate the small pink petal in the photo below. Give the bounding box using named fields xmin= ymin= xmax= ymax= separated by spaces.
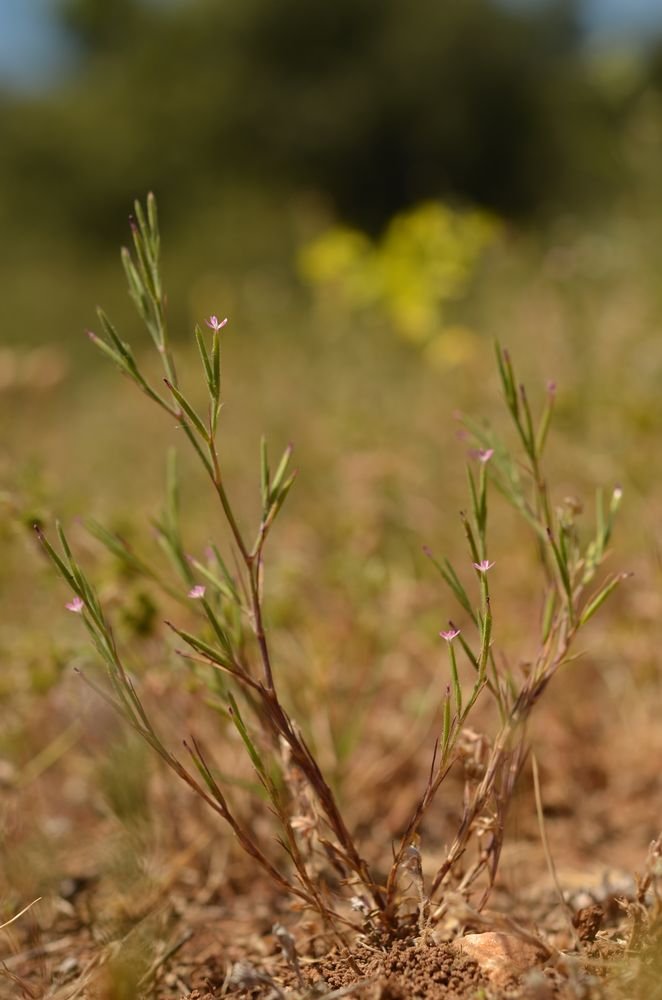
xmin=66 ymin=596 xmax=84 ymax=614
xmin=205 ymin=315 xmax=228 ymax=332
xmin=188 ymin=585 xmax=206 ymax=599
xmin=478 ymin=448 xmax=494 ymax=464
xmin=473 ymin=560 xmax=495 ymax=573
xmin=440 ymin=628 xmax=461 ymax=642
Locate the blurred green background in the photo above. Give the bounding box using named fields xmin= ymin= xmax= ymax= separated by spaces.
xmin=4 ymin=0 xmax=662 ymax=733
xmin=2 ymin=0 xmax=662 ymax=346
xmin=1 ymin=0 xmax=662 ymax=511
xmin=3 ymin=5 xmax=662 ymax=986
xmin=2 ymin=0 xmax=662 ymax=672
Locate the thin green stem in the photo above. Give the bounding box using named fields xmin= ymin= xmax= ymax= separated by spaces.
xmin=207 ymin=437 xmax=275 ymax=691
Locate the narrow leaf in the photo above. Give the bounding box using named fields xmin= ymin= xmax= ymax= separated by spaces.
xmin=195 ymin=325 xmax=214 ymax=392
xmin=449 ymin=643 xmax=462 ymax=717
xmin=271 ymin=444 xmax=293 ymax=497
xmin=260 ymin=436 xmax=270 ymax=510
xmin=227 ymin=692 xmax=270 ymax=784
xmin=164 ymin=379 xmax=208 ymax=439
xmin=579 ymin=573 xmax=631 ymax=627
xmin=541 ymin=587 xmax=557 ymax=644
xmin=166 ymin=621 xmax=234 ymax=668
xmin=425 ymin=550 xmax=477 ymax=625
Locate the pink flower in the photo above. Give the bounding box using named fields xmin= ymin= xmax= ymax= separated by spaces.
xmin=188 ymin=585 xmax=206 ymax=599
xmin=477 ymin=448 xmax=494 ymax=464
xmin=205 ymin=315 xmax=228 ymax=332
xmin=473 ymin=560 xmax=494 ymax=573
xmin=440 ymin=628 xmax=461 ymax=642
xmin=66 ymin=596 xmax=84 ymax=614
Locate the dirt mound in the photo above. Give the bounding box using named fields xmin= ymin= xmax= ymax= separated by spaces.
xmin=314 ymin=936 xmax=486 ymax=999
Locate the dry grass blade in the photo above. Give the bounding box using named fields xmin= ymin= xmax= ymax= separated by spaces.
xmin=531 ymin=753 xmax=580 ymax=949
xmin=0 ymin=899 xmax=42 ymax=932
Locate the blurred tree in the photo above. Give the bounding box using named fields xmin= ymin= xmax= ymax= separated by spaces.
xmin=57 ymin=0 xmax=146 ymax=54
xmin=0 ymin=0 xmax=633 ymax=252
xmin=216 ymin=0 xmax=602 ymax=224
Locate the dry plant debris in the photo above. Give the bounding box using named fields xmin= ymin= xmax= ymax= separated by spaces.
xmin=3 ymin=197 xmax=660 ymax=1000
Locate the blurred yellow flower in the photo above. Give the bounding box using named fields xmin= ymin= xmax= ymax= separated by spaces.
xmin=299 ymin=202 xmax=498 ymax=364
xmin=298 ymin=227 xmax=377 ymax=307
xmin=424 ymin=326 xmax=479 ymax=370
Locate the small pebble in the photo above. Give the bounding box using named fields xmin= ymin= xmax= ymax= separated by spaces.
xmin=455 ymin=931 xmax=544 ymax=987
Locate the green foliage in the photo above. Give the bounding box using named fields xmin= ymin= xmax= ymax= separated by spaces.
xmin=58 ymin=0 xmax=146 ymax=54
xmin=0 ymin=0 xmax=637 ymax=259
xmin=37 ymin=197 xmax=625 ymax=934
